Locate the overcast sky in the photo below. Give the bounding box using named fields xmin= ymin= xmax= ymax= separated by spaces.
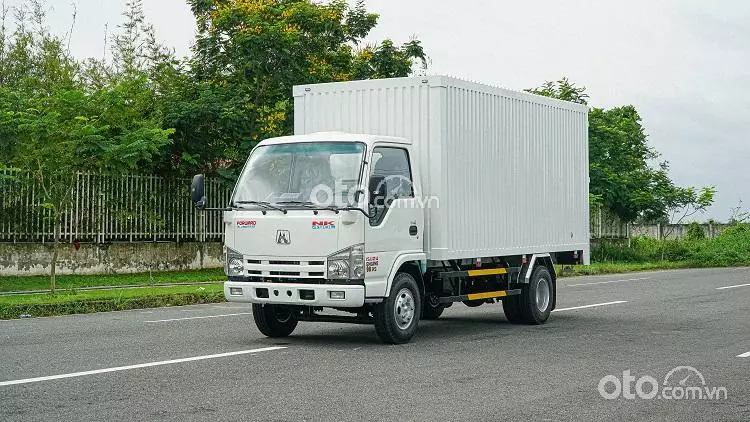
xmin=13 ymin=0 xmax=750 ymax=221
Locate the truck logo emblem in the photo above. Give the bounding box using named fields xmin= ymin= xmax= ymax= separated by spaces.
xmin=237 ymin=220 xmax=256 ymax=228
xmin=312 ymin=220 xmax=336 ymax=230
xmin=276 ymin=230 xmax=291 ymax=245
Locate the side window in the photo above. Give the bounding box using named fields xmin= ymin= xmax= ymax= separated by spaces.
xmin=368 ymin=147 xmax=413 ymax=226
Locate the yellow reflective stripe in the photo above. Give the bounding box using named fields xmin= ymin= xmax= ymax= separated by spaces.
xmin=466 ymin=290 xmax=508 ymax=300
xmin=466 ymin=268 xmax=508 ymax=277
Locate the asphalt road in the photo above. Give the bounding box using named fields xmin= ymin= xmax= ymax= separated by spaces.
xmin=1 ymin=267 xmax=748 ymax=421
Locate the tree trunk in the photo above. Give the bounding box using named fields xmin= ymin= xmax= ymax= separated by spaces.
xmin=50 ymin=218 xmax=61 ymax=293
xmin=50 ymin=244 xmax=58 ymax=293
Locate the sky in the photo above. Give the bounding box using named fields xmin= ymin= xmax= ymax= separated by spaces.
xmin=9 ymin=0 xmax=750 ymax=222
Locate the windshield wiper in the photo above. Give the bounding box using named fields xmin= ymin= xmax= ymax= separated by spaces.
xmin=233 ymin=200 xmax=287 ymax=214
xmin=280 ymin=201 xmax=375 ymax=218
xmin=278 ymin=201 xmax=341 ymax=214
xmin=276 ymin=200 xmax=317 ymax=209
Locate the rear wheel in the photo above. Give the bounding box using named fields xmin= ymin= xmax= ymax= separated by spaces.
xmin=502 ymin=295 xmax=524 ymax=323
xmin=517 ymin=265 xmax=554 ymax=324
xmin=374 ymin=272 xmax=421 ymax=344
xmin=252 ymin=304 xmax=298 ymax=337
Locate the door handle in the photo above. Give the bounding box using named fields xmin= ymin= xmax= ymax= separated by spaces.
xmin=409 ymin=225 xmax=418 ymax=236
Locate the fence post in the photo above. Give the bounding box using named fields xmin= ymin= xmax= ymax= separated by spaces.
xmin=627 ymin=223 xmax=631 ymax=247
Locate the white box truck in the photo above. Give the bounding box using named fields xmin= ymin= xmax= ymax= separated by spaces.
xmin=191 ymin=76 xmax=589 ymax=344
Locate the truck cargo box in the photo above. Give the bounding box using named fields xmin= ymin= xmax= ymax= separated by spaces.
xmin=293 ymin=76 xmax=589 ymax=263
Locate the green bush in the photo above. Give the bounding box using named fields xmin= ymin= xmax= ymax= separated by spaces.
xmin=686 ymin=222 xmax=706 ymax=240
xmin=591 ymin=223 xmax=750 ymax=267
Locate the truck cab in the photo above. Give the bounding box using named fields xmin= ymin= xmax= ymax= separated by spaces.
xmin=196 ymin=132 xmax=428 ymax=343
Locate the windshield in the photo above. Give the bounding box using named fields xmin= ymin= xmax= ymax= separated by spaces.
xmin=232 ymin=142 xmax=366 ymax=208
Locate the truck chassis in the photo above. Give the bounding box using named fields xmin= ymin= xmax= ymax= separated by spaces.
xmin=250 ymin=253 xmax=564 ymax=343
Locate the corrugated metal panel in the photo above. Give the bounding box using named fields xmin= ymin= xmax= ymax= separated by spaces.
xmin=294 ymin=76 xmax=589 ymax=261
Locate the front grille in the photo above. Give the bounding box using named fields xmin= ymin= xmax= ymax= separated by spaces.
xmin=246 ymin=276 xmax=326 ymax=284
xmin=243 ymin=257 xmax=326 ymax=279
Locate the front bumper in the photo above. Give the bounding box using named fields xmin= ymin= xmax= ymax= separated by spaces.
xmin=224 ymin=281 xmax=365 ymax=307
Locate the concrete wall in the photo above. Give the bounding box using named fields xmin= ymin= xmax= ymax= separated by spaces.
xmin=0 ymin=242 xmax=224 ymax=276
xmin=592 ymin=222 xmax=731 ymax=240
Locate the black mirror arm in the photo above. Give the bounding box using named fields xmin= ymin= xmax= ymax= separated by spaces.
xmin=339 ymin=206 xmax=376 ymax=218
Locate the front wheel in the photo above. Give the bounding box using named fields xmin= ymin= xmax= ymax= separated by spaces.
xmin=252 ymin=304 xmax=298 ymax=337
xmin=374 ymin=272 xmax=422 ymax=344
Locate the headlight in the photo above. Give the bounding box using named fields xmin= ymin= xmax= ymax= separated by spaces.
xmin=228 ymin=258 xmax=244 ymax=276
xmin=327 ymin=260 xmax=350 ymax=278
xmin=225 ymin=247 xmax=244 ymax=277
xmin=326 ymin=243 xmax=364 ymax=280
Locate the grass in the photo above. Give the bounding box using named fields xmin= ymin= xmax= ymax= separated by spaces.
xmin=556 ymin=261 xmax=697 ymax=277
xmin=563 ymin=225 xmax=750 ymax=277
xmin=0 ymin=268 xmax=225 ymax=292
xmin=2 ymin=224 xmax=747 ymax=319
xmin=0 ymin=284 xmax=225 ymax=319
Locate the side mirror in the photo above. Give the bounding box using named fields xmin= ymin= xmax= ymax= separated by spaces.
xmin=368 ymin=175 xmax=387 ymax=207
xmin=353 ymin=189 xmax=364 ymax=204
xmin=191 ymin=174 xmax=206 ymax=209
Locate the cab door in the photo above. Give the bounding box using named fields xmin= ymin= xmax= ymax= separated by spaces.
xmin=364 ymin=144 xmax=424 ymax=297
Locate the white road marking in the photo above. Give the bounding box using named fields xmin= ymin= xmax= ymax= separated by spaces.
xmin=145 ymin=312 xmax=252 ymax=323
xmin=737 ymin=351 xmax=750 ymax=358
xmin=565 ymin=277 xmax=650 ymax=287
xmin=0 ymin=346 xmax=286 ymax=387
xmin=553 ymin=301 xmax=628 ymax=312
xmin=716 ymin=283 xmax=750 ymax=290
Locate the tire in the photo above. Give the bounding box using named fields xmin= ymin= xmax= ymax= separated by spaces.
xmin=422 ymin=293 xmax=445 ymax=320
xmin=252 ymin=304 xmax=298 ymax=337
xmin=501 ymin=295 xmax=524 ymax=323
xmin=516 ymin=265 xmax=554 ymax=325
xmin=374 ymin=272 xmax=422 ymax=344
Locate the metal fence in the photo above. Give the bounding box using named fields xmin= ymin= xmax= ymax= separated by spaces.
xmin=0 ymin=171 xmax=727 ymax=243
xmin=0 ymin=170 xmax=231 ymax=243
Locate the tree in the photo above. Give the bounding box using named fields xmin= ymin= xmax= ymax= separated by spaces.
xmin=728 ymin=200 xmax=749 ymax=225
xmin=526 ymin=77 xmax=589 ymax=105
xmin=10 ymin=84 xmax=173 ymax=291
xmin=0 ymin=2 xmax=173 ymax=291
xmin=161 ymin=0 xmax=428 ymax=178
xmin=661 ymin=186 xmax=715 ymax=237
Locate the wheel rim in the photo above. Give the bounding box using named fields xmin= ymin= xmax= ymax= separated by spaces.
xmin=535 ymin=278 xmax=550 ymax=312
xmin=394 ymin=288 xmax=416 ymax=330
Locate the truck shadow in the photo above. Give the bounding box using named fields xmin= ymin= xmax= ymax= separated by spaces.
xmin=260 ymin=313 xmax=571 ymax=348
